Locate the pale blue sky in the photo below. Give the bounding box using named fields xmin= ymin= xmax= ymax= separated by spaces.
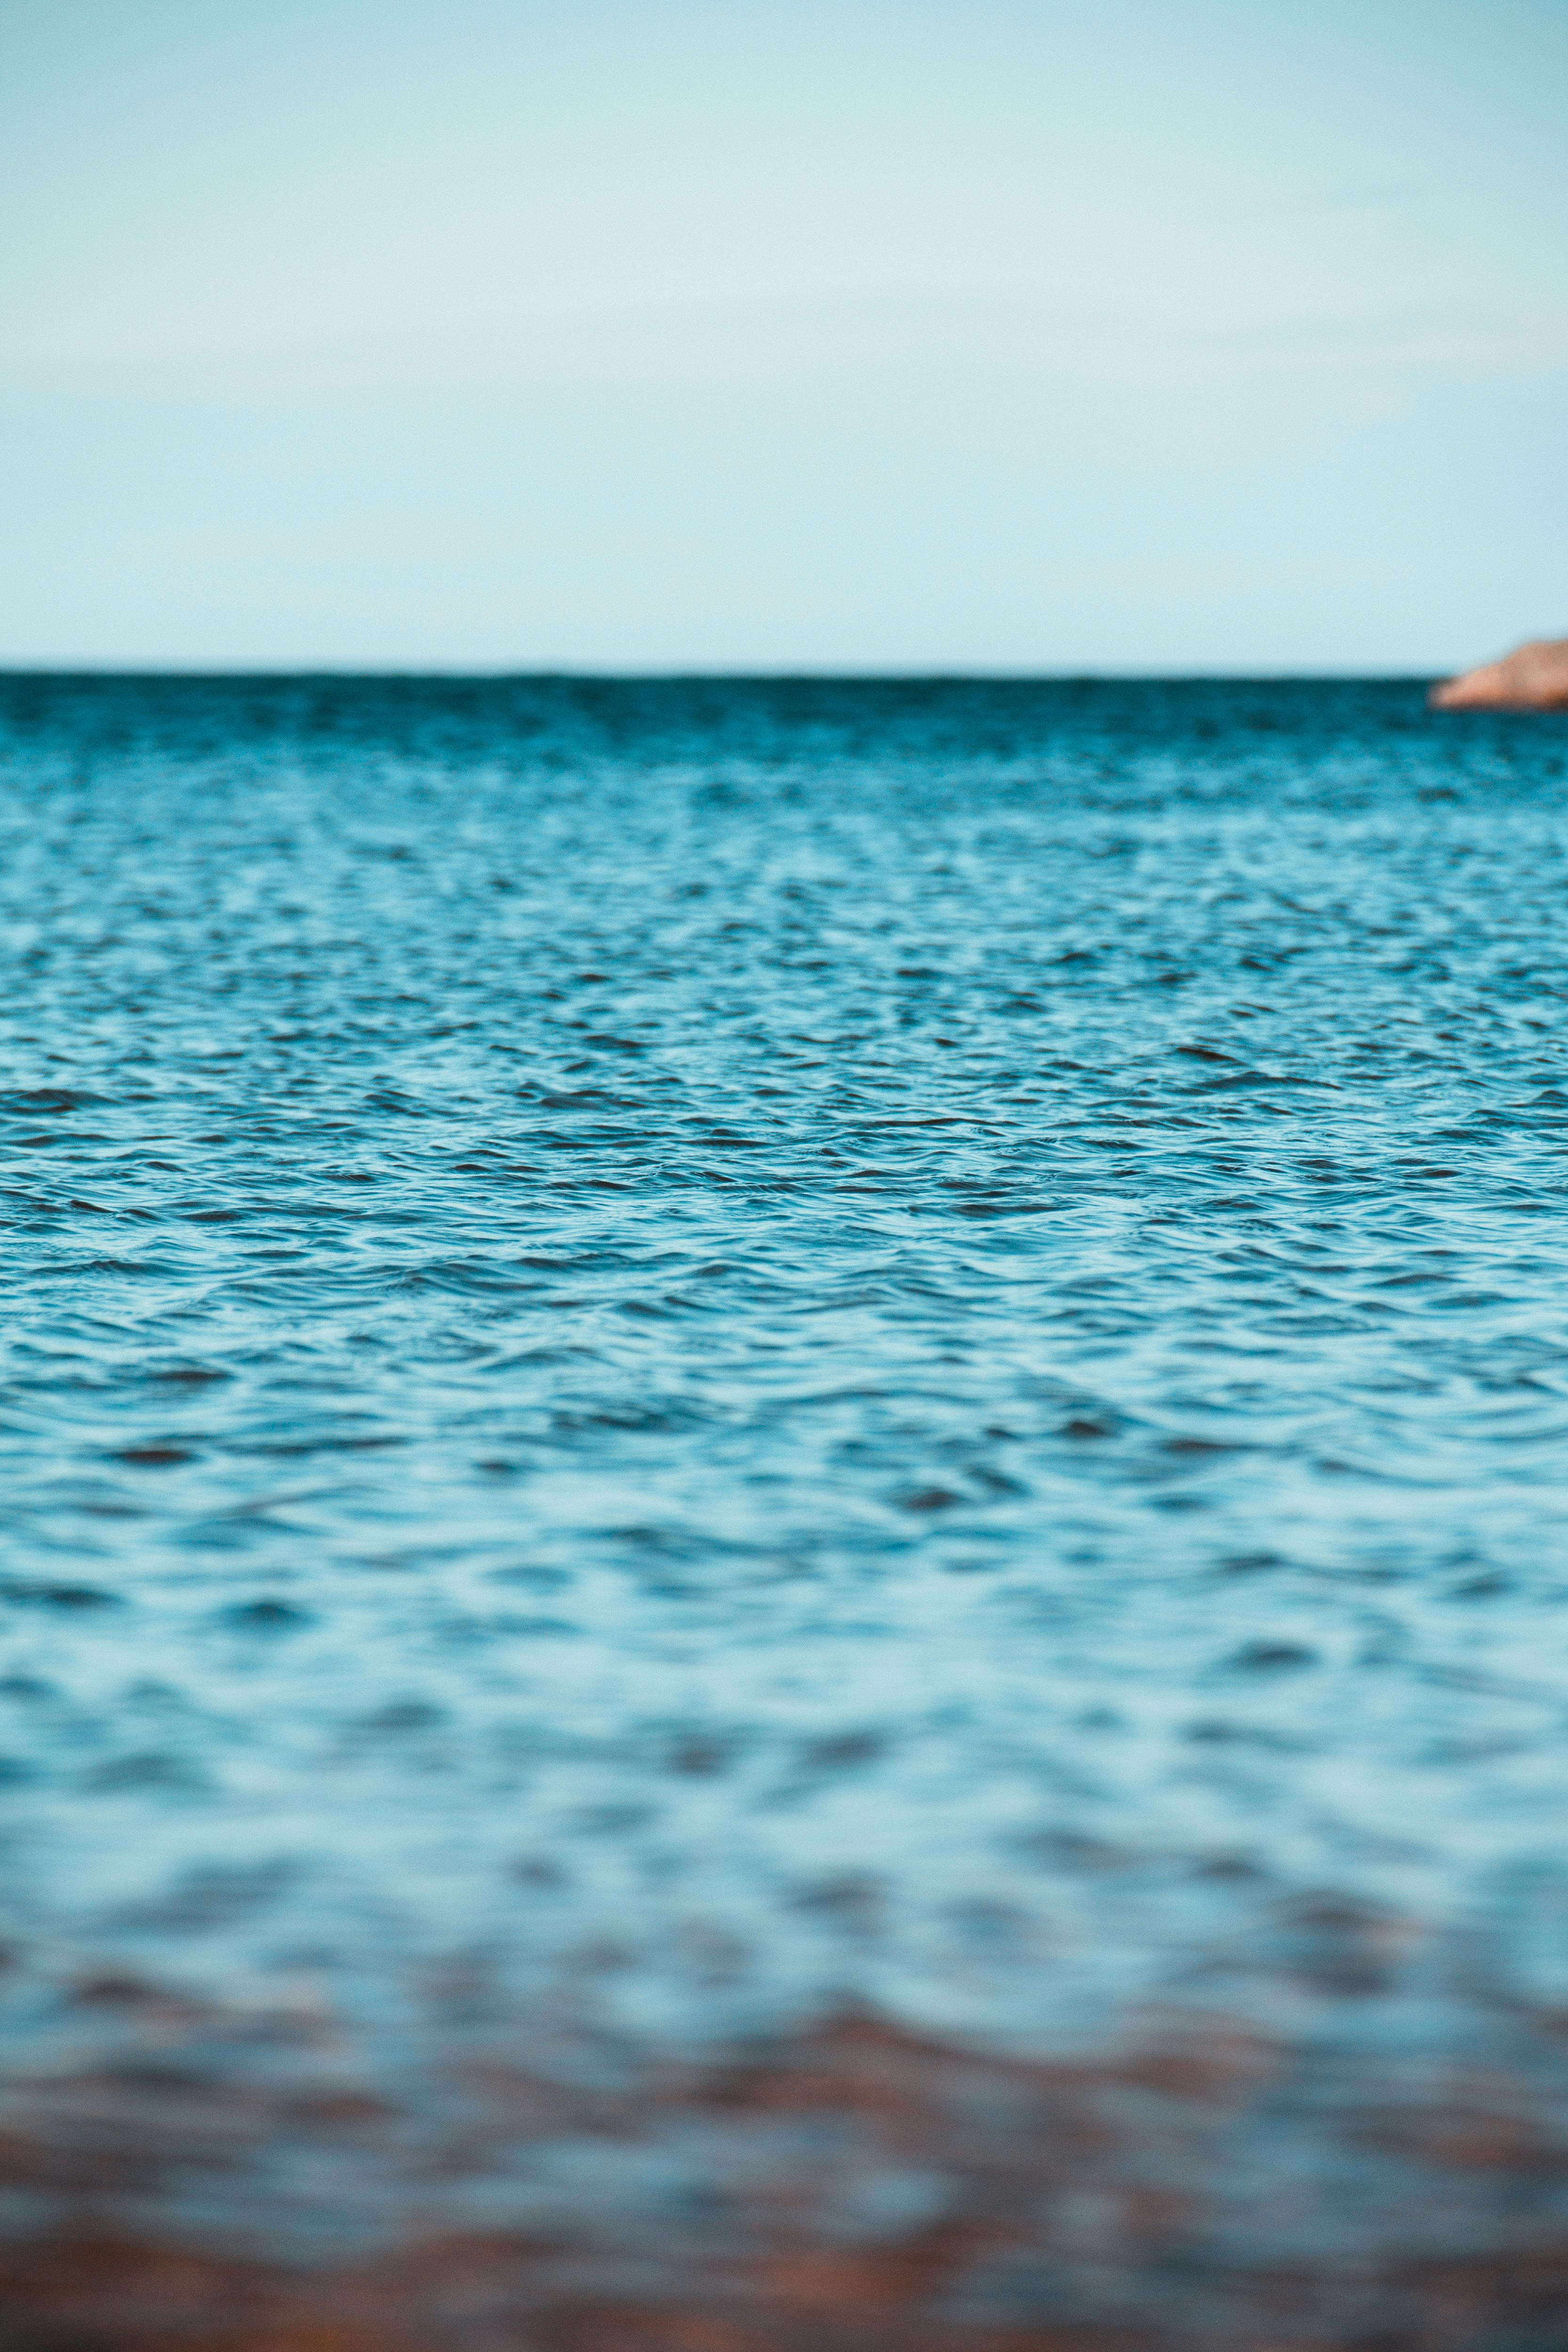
xmin=2 ymin=0 xmax=1564 ymax=669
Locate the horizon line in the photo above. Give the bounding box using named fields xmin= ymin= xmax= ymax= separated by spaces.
xmin=0 ymin=663 xmax=1456 ymax=684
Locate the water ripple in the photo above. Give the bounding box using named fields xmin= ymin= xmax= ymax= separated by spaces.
xmin=2 ymin=674 xmax=1568 ymax=2079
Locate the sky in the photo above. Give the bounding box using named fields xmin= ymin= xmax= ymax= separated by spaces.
xmin=1 ymin=0 xmax=1564 ymax=671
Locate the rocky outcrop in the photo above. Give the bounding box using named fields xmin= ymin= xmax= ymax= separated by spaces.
xmin=1431 ymin=636 xmax=1568 ymax=710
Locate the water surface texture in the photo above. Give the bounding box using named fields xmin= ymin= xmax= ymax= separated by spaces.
xmin=3 ymin=676 xmax=1568 ymax=2180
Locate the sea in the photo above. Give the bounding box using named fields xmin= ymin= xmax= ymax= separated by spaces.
xmin=3 ymin=674 xmax=1568 ymax=2293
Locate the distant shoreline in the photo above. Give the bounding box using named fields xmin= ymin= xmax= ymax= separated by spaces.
xmin=1430 ymin=635 xmax=1568 ymax=711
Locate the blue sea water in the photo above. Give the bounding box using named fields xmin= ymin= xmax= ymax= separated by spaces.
xmin=3 ymin=673 xmax=1568 ymax=2115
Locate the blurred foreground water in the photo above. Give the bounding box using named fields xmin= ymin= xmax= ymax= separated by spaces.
xmin=3 ymin=674 xmax=1568 ymax=2347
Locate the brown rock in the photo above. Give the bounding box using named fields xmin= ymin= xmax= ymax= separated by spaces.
xmin=4 ymin=1999 xmax=1568 ymax=2347
xmin=1430 ymin=635 xmax=1568 ymax=710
